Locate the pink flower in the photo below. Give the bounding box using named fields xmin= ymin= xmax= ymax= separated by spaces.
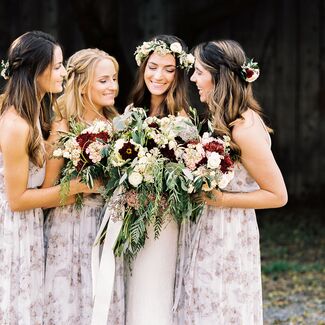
xmin=125 ymin=190 xmax=140 ymax=209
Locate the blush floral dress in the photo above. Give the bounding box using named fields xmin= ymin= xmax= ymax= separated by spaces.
xmin=174 ymin=162 xmax=264 ymax=325
xmin=0 ymin=154 xmax=45 ymax=325
xmin=44 ymin=194 xmax=104 ymax=325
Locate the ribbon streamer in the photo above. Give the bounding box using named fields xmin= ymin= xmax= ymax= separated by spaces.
xmin=91 ymin=189 xmax=124 ymax=325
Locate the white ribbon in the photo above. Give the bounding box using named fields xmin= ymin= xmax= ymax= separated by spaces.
xmin=91 ymin=189 xmax=124 ymax=325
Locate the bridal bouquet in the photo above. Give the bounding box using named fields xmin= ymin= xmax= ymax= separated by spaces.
xmin=171 ymin=131 xmax=234 ymax=191
xmin=102 ymin=106 xmax=201 ymax=261
xmin=164 ymin=132 xmax=235 ymax=225
xmin=52 ymin=119 xmax=113 ymax=206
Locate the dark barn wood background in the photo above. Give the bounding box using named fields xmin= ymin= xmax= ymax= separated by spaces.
xmin=1 ymin=0 xmax=324 ymax=204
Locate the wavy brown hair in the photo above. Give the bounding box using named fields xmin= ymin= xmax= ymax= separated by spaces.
xmin=0 ymin=30 xmax=60 ymax=167
xmin=129 ymin=34 xmax=189 ymax=117
xmin=57 ymin=48 xmax=119 ymax=123
xmin=193 ymin=40 xmax=270 ymax=156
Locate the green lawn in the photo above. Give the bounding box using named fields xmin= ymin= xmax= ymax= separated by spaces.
xmin=258 ymin=203 xmax=325 ymax=324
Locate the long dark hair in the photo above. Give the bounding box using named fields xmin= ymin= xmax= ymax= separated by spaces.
xmin=0 ymin=30 xmax=60 ymax=166
xmin=129 ymin=34 xmax=189 ymax=116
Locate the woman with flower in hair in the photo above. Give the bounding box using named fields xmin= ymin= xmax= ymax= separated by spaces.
xmin=42 ymin=48 xmax=119 ymax=325
xmin=123 ymin=34 xmax=194 ymax=325
xmin=173 ymin=40 xmax=288 ymax=324
xmin=0 ymin=31 xmax=98 ymax=325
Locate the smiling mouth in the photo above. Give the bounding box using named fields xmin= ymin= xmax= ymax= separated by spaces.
xmin=151 ymin=81 xmax=165 ymax=86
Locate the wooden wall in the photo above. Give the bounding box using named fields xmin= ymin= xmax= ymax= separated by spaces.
xmin=0 ymin=0 xmax=324 ymax=201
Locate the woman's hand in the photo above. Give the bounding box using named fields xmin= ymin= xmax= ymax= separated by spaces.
xmin=200 ymin=189 xmax=224 ymax=207
xmin=71 ymin=178 xmax=104 ymax=195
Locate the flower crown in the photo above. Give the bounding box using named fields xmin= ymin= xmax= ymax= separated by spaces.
xmin=0 ymin=60 xmax=10 ymax=80
xmin=240 ymin=58 xmax=260 ymax=83
xmin=134 ymin=39 xmax=195 ymax=71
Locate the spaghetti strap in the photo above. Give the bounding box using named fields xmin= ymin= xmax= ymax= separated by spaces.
xmin=255 ymin=113 xmax=272 ymax=146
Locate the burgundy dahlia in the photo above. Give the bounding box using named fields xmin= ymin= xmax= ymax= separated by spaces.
xmin=245 ymin=68 xmax=254 ymax=79
xmin=220 ymin=154 xmax=234 ymax=173
xmin=119 ymin=141 xmax=138 ymax=160
xmin=203 ymin=141 xmax=224 ymax=154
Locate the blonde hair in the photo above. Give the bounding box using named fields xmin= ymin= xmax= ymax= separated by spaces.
xmin=57 ymin=48 xmax=119 ymax=122
xmin=193 ymin=40 xmax=270 ymax=155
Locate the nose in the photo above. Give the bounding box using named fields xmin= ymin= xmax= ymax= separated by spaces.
xmin=190 ymin=72 xmax=196 ymax=82
xmin=61 ymin=65 xmax=67 ymax=77
xmin=108 ymin=79 xmax=118 ymax=90
xmin=152 ymin=68 xmax=163 ymax=80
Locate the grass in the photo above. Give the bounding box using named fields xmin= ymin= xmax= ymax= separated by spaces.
xmin=262 ymin=260 xmax=324 ymax=275
xmin=257 ymin=202 xmax=324 ymax=268
xmin=257 ymin=202 xmax=325 ymax=324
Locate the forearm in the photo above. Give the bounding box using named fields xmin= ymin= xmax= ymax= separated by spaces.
xmin=42 ymin=194 xmax=77 ymax=209
xmin=220 ymin=189 xmax=287 ymax=209
xmin=9 ymin=180 xmax=85 ymax=211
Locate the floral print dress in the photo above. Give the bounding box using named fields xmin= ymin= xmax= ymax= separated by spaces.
xmin=173 ymin=162 xmax=264 ymax=325
xmin=0 ymin=154 xmax=46 ymax=325
xmin=44 ymin=194 xmax=104 ymax=325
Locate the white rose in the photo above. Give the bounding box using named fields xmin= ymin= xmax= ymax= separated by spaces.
xmin=207 ymin=152 xmax=221 ymax=169
xmin=170 ymin=42 xmax=183 ymax=54
xmin=128 ymin=172 xmax=143 ymax=187
xmin=187 ymin=53 xmax=195 ymax=64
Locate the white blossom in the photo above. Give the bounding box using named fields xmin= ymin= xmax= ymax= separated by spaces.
xmin=207 ymin=152 xmax=221 ymax=169
xmin=218 ymin=171 xmax=235 ymax=189
xmin=128 ymin=172 xmax=143 ymax=187
xmin=52 ymin=148 xmax=63 ymax=157
xmin=170 ymin=42 xmax=182 ymax=54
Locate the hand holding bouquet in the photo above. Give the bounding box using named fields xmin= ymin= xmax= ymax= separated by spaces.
xmin=52 ymin=119 xmax=113 ymax=206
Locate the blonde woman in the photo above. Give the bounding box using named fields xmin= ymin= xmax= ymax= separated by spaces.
xmin=43 ymin=48 xmax=119 ymax=324
xmin=174 ymin=40 xmax=287 ymax=324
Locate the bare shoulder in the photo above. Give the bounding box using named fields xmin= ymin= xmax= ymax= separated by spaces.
xmin=0 ymin=108 xmax=29 ymax=139
xmin=0 ymin=108 xmax=29 ymax=153
xmin=232 ymin=109 xmax=268 ymax=148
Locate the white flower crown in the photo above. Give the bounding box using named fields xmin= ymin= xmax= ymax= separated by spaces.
xmin=134 ymin=39 xmax=195 ymax=72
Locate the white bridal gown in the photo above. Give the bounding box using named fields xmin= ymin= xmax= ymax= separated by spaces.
xmin=126 ymin=218 xmax=179 ymax=325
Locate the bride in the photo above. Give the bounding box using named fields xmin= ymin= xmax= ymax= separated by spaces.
xmin=125 ymin=34 xmax=192 ymax=325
